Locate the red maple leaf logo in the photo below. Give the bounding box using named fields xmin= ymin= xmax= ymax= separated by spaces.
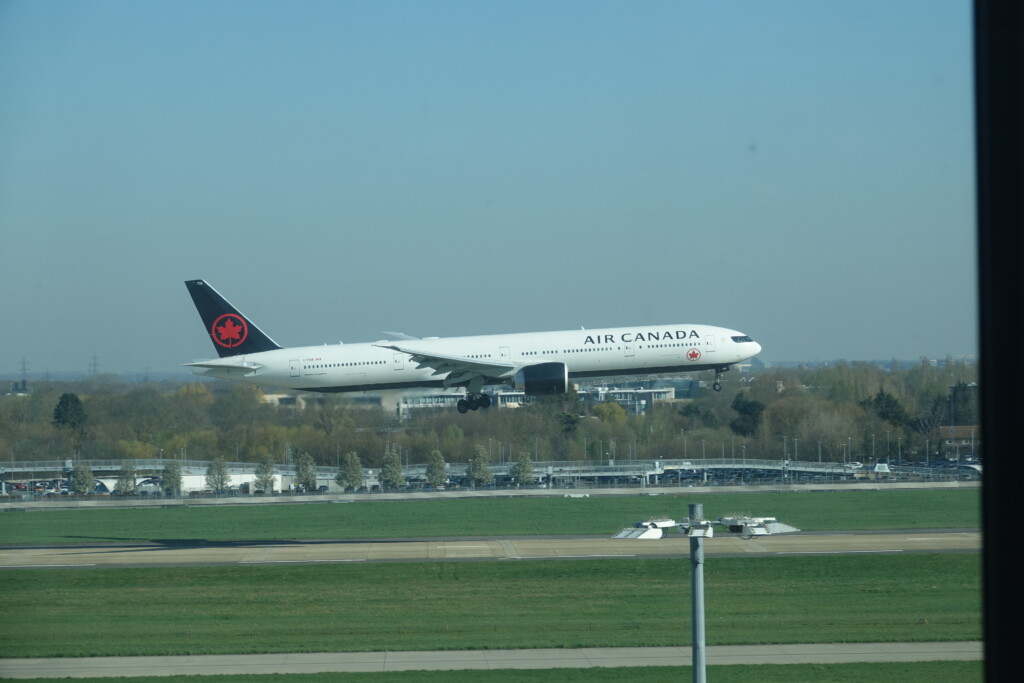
xmin=211 ymin=314 xmax=248 ymax=348
xmin=687 ymin=349 xmax=701 ymax=361
xmin=218 ymin=319 xmax=243 ymax=342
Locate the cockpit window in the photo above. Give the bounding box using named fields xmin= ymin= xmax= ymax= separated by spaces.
xmin=731 ymin=335 xmax=754 ymax=343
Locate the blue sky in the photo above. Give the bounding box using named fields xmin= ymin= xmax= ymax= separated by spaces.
xmin=0 ymin=1 xmax=976 ymax=376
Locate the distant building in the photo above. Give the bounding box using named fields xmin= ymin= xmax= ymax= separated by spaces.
xmin=578 ymin=387 xmax=674 ymax=415
xmin=938 ymin=425 xmax=980 ymax=458
xmin=265 ymin=383 xmax=680 ymax=418
xmin=7 ymin=379 xmax=31 ymax=396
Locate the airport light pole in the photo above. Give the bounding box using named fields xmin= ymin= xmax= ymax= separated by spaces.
xmin=617 ymin=509 xmax=798 ymax=683
xmin=681 ymin=511 xmax=800 ymax=683
xmin=688 ymin=503 xmax=710 ymax=683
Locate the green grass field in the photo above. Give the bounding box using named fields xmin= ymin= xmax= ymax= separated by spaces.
xmin=0 ymin=554 xmax=980 ymax=658
xmin=0 ymin=488 xmax=982 ymax=682
xmin=0 ymin=488 xmax=980 ymax=546
xmin=0 ymin=662 xmax=984 ymax=683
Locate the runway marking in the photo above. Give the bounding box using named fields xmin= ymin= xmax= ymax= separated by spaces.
xmin=783 ymin=550 xmax=904 ymax=556
xmin=239 ymin=559 xmax=366 ymax=565
xmin=248 ymin=547 xmax=274 ymax=562
xmin=6 ymin=564 xmax=97 ymax=568
xmin=510 ymin=554 xmax=636 ymax=560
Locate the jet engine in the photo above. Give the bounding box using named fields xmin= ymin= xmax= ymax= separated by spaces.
xmin=513 ymin=362 xmax=568 ymax=395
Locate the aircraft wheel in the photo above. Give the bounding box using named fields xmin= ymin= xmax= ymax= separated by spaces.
xmin=713 ymin=382 xmax=722 ymax=392
xmin=457 ymin=399 xmax=470 ymax=414
xmin=479 ymin=393 xmax=492 ymax=409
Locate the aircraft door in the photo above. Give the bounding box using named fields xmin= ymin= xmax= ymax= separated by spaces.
xmin=706 ymin=335 xmax=716 ymax=353
xmin=393 ymin=353 xmax=405 ymax=371
xmin=290 ymin=360 xmax=301 ymax=377
xmin=623 ymin=342 xmax=635 ymax=357
xmin=499 ymin=346 xmax=510 ymax=360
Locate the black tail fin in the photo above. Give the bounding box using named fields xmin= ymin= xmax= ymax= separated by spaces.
xmin=185 ymin=280 xmax=282 ymax=357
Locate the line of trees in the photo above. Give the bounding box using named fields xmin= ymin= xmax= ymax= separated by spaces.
xmin=0 ymin=359 xmax=979 ymax=474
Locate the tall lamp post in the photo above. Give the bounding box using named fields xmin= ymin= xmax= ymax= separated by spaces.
xmin=616 ymin=508 xmax=799 ymax=683
xmin=688 ymin=503 xmax=710 ymax=683
xmin=679 ymin=507 xmax=798 ymax=683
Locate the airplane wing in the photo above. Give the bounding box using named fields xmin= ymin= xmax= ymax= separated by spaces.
xmin=374 ymin=343 xmax=517 ymax=387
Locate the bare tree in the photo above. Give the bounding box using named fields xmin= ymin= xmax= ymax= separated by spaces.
xmin=254 ymin=454 xmax=276 ymax=493
xmin=379 ymin=446 xmax=403 ymax=491
xmin=162 ymin=460 xmax=182 ymax=497
xmin=465 ymin=449 xmax=493 ymax=488
xmin=425 ymin=450 xmax=447 ymax=488
xmin=510 ymin=453 xmax=534 ymax=487
xmin=336 ymin=451 xmax=364 ymax=490
xmin=205 ymin=455 xmax=231 ymax=493
xmin=69 ymin=462 xmax=95 ymax=495
xmin=113 ymin=460 xmax=138 ymax=494
xmin=294 ymin=452 xmax=317 ymax=491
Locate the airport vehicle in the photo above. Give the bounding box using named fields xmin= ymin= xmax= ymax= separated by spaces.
xmin=185 ymin=280 xmax=762 ymax=413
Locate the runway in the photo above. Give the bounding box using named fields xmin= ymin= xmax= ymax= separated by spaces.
xmin=0 ymin=642 xmax=983 ymax=678
xmin=0 ymin=529 xmax=980 ymax=569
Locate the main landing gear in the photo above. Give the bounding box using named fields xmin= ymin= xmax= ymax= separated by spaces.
xmin=457 ymin=393 xmax=492 ymax=413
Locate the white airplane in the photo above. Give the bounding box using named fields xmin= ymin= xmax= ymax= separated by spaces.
xmin=184 ymin=280 xmax=762 ymax=414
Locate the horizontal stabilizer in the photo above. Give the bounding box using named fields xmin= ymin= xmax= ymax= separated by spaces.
xmin=185 ymin=358 xmax=264 ymax=378
xmin=184 ymin=359 xmax=263 ymax=370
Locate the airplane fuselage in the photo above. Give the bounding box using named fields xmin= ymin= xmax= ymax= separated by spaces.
xmin=190 ymin=324 xmax=761 ymax=394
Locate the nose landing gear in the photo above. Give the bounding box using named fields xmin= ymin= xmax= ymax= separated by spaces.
xmin=713 ymin=366 xmax=730 ymax=392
